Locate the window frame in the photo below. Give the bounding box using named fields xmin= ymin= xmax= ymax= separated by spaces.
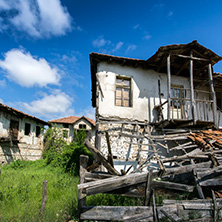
xmin=79 ymin=124 xmax=87 ymax=130
xmin=25 ymin=123 xmax=31 ymax=136
xmin=115 ymin=75 xmax=132 ymax=107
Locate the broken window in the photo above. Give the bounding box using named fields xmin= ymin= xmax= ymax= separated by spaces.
xmin=115 ymin=76 xmax=131 ymax=107
xmin=79 ymin=124 xmax=86 ymax=130
xmin=36 ymin=126 xmax=41 ymax=137
xmin=9 ymin=120 xmax=19 ymax=140
xmin=171 ymin=85 xmax=184 ymax=108
xmin=25 ymin=123 xmax=31 ymax=136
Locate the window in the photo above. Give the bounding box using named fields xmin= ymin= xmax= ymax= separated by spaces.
xmin=79 ymin=124 xmax=86 ymax=130
xmin=36 ymin=126 xmax=41 ymax=137
xmin=216 ymin=92 xmax=222 ymax=110
xmin=115 ymin=76 xmax=131 ymax=107
xmin=63 ymin=123 xmax=69 ymax=128
xmin=170 ymin=85 xmax=184 ymax=108
xmin=25 ymin=123 xmax=31 ymax=136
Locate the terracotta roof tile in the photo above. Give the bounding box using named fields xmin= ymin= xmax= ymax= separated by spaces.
xmin=0 ymin=102 xmax=48 ymax=125
xmin=49 ymin=116 xmax=95 ymax=126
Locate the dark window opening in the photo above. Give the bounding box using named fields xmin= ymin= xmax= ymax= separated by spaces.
xmin=25 ymin=123 xmax=31 ymax=136
xmin=63 ymin=123 xmax=69 ymax=128
xmin=10 ymin=120 xmax=19 ymax=140
xmin=79 ymin=124 xmax=86 ymax=129
xmin=36 ymin=126 xmax=41 ymax=137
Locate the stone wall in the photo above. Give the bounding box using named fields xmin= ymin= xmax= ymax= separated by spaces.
xmin=0 ymin=141 xmax=43 ymax=164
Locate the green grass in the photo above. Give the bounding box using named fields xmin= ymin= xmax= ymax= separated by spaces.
xmin=0 ymin=159 xmax=145 ymax=222
xmin=0 ymin=160 xmax=79 ymax=222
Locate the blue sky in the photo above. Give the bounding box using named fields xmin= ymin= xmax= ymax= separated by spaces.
xmin=0 ymin=0 xmax=222 ymax=121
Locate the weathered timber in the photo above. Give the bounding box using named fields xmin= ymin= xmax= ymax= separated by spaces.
xmin=152 ymin=190 xmax=157 ymax=222
xmin=190 ymin=51 xmax=196 ymax=124
xmin=212 ymin=190 xmax=218 ymax=222
xmin=123 ymin=212 xmax=153 ymax=222
xmin=40 ymin=180 xmax=47 ymax=221
xmin=86 ymin=161 xmax=100 ymax=172
xmin=160 ymin=209 xmax=177 ymax=222
xmin=78 ymin=155 xmax=89 ymax=220
xmin=152 ymin=180 xmax=194 ymax=192
xmin=193 ymin=169 xmax=205 ymax=199
xmin=105 ymin=131 xmax=114 ymax=167
xmin=84 ymin=139 xmax=120 ymax=175
xmin=199 ymin=176 xmax=222 ymax=186
xmin=167 ymin=54 xmax=171 ymax=121
xmin=80 ymin=206 xmax=153 ymax=221
xmin=144 ymin=169 xmax=153 ymax=206
xmin=195 ymin=166 xmax=222 ymax=180
xmin=79 ymin=171 xmax=194 ymax=196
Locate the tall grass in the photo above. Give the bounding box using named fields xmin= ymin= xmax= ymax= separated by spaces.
xmin=0 ymin=160 xmax=79 ymax=222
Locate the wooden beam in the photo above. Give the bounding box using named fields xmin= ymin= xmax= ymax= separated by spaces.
xmin=78 ymin=155 xmax=89 ymax=220
xmin=105 ymin=131 xmax=114 ymax=167
xmin=144 ymin=169 xmax=153 ymax=206
xmin=84 ymin=139 xmax=120 ymax=175
xmin=190 ymin=51 xmax=196 ymax=124
xmin=171 ymin=53 xmax=210 ymax=62
xmin=167 ymin=55 xmax=171 ymax=121
xmin=208 ymin=63 xmax=217 ymax=126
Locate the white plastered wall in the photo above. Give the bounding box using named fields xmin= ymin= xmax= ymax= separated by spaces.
xmin=97 ymin=62 xmax=191 ymax=122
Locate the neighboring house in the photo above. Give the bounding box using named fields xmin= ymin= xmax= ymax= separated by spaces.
xmin=0 ymin=102 xmax=48 ymax=164
xmin=49 ymin=116 xmax=96 ymax=143
xmin=90 ymin=40 xmax=222 ymax=171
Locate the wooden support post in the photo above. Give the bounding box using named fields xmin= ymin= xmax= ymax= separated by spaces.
xmin=212 ymin=190 xmax=218 ymax=222
xmin=193 ymin=170 xmax=205 ymax=199
xmin=144 ymin=168 xmax=153 ymax=206
xmin=208 ymin=63 xmax=217 ymax=126
xmin=167 ymin=55 xmax=171 ymax=121
xmin=78 ymin=155 xmax=89 ymax=220
xmin=190 ymin=51 xmax=196 ymax=124
xmin=40 ymin=180 xmax=47 ymax=221
xmin=84 ymin=139 xmax=119 ymax=175
xmin=105 ymin=131 xmax=114 ymax=167
xmin=152 ymin=190 xmax=158 ymax=222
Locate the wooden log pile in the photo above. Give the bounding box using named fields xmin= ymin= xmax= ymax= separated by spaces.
xmin=78 ymin=128 xmax=222 ymax=221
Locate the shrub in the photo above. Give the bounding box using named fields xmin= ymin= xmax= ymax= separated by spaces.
xmin=43 ymin=127 xmax=93 ymax=175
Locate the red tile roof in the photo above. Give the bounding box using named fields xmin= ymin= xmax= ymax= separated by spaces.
xmin=49 ymin=116 xmax=95 ymax=126
xmin=0 ymin=102 xmax=48 ymax=125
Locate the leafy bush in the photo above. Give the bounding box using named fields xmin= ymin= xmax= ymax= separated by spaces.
xmin=43 ymin=127 xmax=93 ymax=175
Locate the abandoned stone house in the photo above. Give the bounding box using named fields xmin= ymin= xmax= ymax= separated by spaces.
xmin=49 ymin=116 xmax=96 ymax=143
xmin=90 ymin=40 xmax=222 ymax=172
xmin=0 ymin=102 xmax=48 ymax=164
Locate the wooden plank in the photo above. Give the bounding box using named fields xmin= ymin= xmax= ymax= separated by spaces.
xmin=80 ymin=206 xmax=153 ymax=221
xmin=190 ymin=51 xmax=196 ymax=124
xmin=78 ymin=155 xmax=89 ymax=220
xmin=144 ymin=169 xmax=153 ymax=206
xmin=208 ymin=63 xmax=217 ymax=126
xmin=105 ymin=131 xmax=114 ymax=167
xmin=199 ymin=176 xmax=222 ymax=186
xmin=152 ymin=180 xmax=194 ymax=192
xmin=84 ymin=139 xmax=120 ymax=175
xmin=212 ymin=190 xmax=218 ymax=222
xmin=193 ymin=169 xmax=205 ymax=199
xmin=167 ymin=54 xmax=171 ymax=121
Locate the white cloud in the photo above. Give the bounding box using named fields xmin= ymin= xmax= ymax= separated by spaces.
xmin=77 ymin=106 xmax=95 ymax=120
xmin=93 ymin=36 xmax=124 ymax=54
xmin=168 ymin=10 xmax=173 ymax=18
xmin=0 ymin=79 xmax=6 ymax=88
xmin=133 ymin=24 xmax=141 ymax=30
xmin=0 ymin=49 xmax=60 ymax=87
xmin=126 ymin=44 xmax=137 ymax=53
xmin=23 ymin=91 xmax=74 ymax=119
xmin=0 ymin=0 xmax=72 ymax=38
xmin=92 ymin=36 xmax=111 ymax=48
xmin=143 ymin=34 xmax=152 ymax=40
xmin=0 ymin=98 xmax=4 ymax=103
xmin=112 ymin=41 xmax=123 ymax=52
